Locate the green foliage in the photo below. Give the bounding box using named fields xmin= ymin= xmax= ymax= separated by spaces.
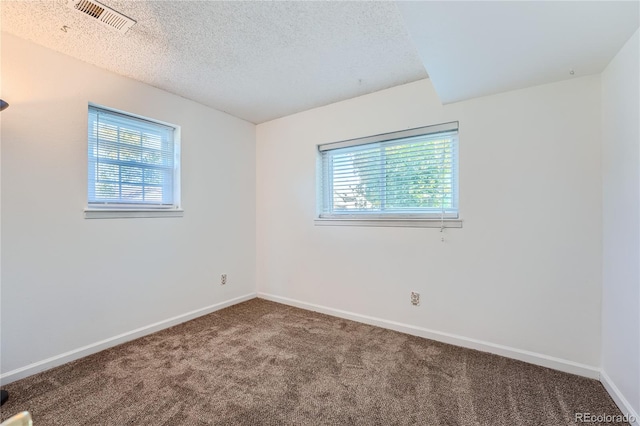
xmin=334 ymin=138 xmax=454 ymax=211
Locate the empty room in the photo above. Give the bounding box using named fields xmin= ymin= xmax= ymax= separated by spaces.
xmin=1 ymin=1 xmax=639 ymax=425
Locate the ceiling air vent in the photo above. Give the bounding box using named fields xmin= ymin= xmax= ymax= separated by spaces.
xmin=67 ymin=0 xmax=136 ymax=34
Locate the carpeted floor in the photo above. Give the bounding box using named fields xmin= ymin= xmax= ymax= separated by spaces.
xmin=0 ymin=299 xmax=623 ymax=425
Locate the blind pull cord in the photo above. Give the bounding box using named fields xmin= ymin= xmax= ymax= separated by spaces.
xmin=440 ymin=145 xmax=445 ymax=242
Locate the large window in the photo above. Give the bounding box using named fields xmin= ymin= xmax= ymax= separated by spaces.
xmin=317 ymin=122 xmax=458 ymax=224
xmin=86 ymin=105 xmax=181 ymax=218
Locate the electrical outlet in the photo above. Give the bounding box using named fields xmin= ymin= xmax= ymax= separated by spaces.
xmin=221 ymin=274 xmax=227 ymax=285
xmin=410 ymin=291 xmax=420 ymax=306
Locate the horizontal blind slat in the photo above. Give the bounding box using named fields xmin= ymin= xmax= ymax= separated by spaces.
xmin=318 ymin=124 xmax=458 ymax=151
xmin=319 ymin=125 xmax=458 ymax=217
xmin=88 ymin=105 xmax=177 ymax=207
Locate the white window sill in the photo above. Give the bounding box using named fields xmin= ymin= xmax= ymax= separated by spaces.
xmin=84 ymin=208 xmax=184 ymax=219
xmin=314 ymin=218 xmax=463 ymax=228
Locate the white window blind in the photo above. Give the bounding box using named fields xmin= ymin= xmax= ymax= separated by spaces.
xmin=318 ymin=122 xmax=458 ymax=219
xmin=87 ymin=105 xmax=179 ymax=208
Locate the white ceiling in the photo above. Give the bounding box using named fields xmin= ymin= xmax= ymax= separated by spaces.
xmin=398 ymin=1 xmax=640 ymax=104
xmin=1 ymin=1 xmax=638 ymax=123
xmin=0 ymin=0 xmax=427 ymax=124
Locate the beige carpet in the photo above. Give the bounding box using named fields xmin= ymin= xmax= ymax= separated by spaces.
xmin=0 ymin=299 xmax=623 ymax=425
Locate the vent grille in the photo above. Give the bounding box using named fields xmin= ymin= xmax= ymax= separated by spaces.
xmin=67 ymin=0 xmax=136 ymax=34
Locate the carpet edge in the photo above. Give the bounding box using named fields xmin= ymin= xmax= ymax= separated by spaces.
xmin=257 ymin=292 xmax=600 ymax=379
xmin=0 ymin=292 xmax=257 ymax=385
xmin=600 ymin=370 xmax=640 ymax=426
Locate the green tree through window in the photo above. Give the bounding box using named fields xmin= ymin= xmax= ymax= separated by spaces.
xmin=319 ymin=124 xmax=458 ymax=219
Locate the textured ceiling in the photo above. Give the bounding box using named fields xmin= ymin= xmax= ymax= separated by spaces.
xmin=3 ymin=1 xmax=638 ymax=124
xmin=0 ymin=0 xmax=428 ymax=124
xmin=398 ymin=1 xmax=640 ymax=104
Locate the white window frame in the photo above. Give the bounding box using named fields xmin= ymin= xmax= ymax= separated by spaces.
xmin=84 ymin=103 xmax=183 ymax=219
xmin=315 ymin=122 xmax=462 ymax=228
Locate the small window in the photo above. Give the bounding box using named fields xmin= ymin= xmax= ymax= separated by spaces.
xmin=86 ymin=105 xmax=181 ymax=218
xmin=317 ymin=122 xmax=459 ymax=223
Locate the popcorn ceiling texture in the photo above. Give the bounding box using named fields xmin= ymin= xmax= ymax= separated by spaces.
xmin=0 ymin=0 xmax=428 ymax=123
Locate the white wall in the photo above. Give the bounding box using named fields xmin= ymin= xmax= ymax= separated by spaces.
xmin=601 ymin=28 xmax=640 ymax=417
xmin=0 ymin=34 xmax=256 ymax=379
xmin=256 ymin=75 xmax=603 ymax=372
xmin=4 ymin=26 xmax=629 ymax=402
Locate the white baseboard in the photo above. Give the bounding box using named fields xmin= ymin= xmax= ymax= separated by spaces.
xmin=0 ymin=292 xmax=257 ymax=385
xmin=600 ymin=370 xmax=640 ymax=426
xmin=257 ymin=292 xmax=600 ymax=379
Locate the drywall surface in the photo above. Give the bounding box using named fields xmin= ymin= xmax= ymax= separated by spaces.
xmin=1 ymin=34 xmax=256 ymax=377
xmin=601 ymin=28 xmax=640 ymax=416
xmin=256 ymin=76 xmax=603 ymax=368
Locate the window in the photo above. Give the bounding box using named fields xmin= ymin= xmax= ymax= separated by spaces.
xmin=85 ymin=105 xmax=182 ymax=219
xmin=317 ymin=122 xmax=459 ymax=226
